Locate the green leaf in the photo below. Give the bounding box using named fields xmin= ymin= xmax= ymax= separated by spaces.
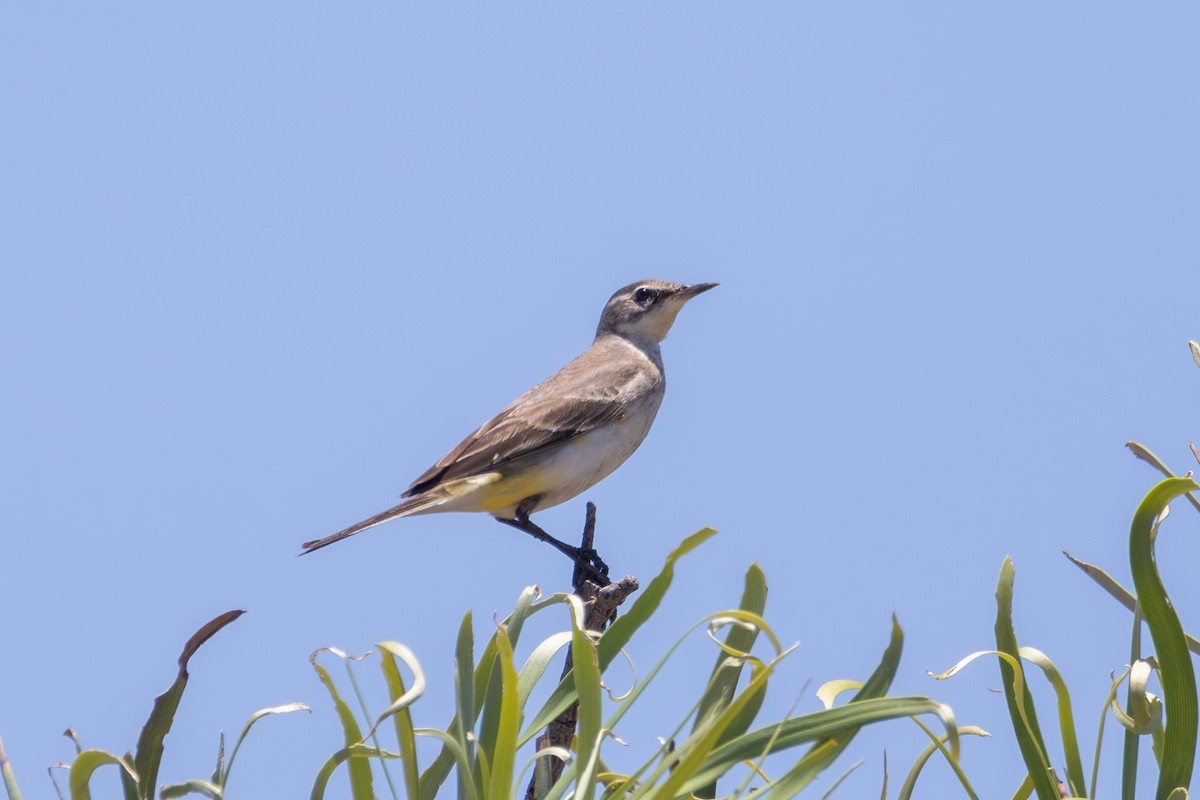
xmin=599 ymin=610 xmax=781 ymax=746
xmin=1017 ymin=647 xmax=1085 ymax=797
xmin=601 ymin=528 xmax=717 ymax=664
xmin=67 ymin=750 xmax=139 ymax=800
xmin=757 ymin=617 xmax=908 ymax=798
xmin=522 ymin=529 xmax=717 ymax=742
xmin=311 ymin=744 xmax=414 ymax=800
xmin=477 ymin=641 xmax=508 ymax=789
xmin=457 ymin=610 xmax=482 ymax=800
xmin=377 ymin=643 xmax=423 ymax=800
xmin=513 ymin=746 xmax=571 ymax=800
xmin=762 ymin=743 xmax=842 ymax=800
xmin=1129 ymin=477 xmax=1200 ymax=798
xmin=792 ymin=615 xmax=905 ymax=787
xmin=777 ymin=614 xmax=902 ymax=796
xmin=1109 ymin=660 xmax=1163 ymax=735
xmin=532 ymin=608 xmax=781 ymax=800
xmin=420 ymin=587 xmax=545 ymax=800
xmin=0 ymin=736 xmax=23 ymax=800
xmin=676 ymin=696 xmax=956 ymax=797
xmin=896 ymin=721 xmax=988 ymax=800
xmin=570 ymin=608 xmax=604 ymax=800
xmin=693 ymin=564 xmax=768 ymax=753
xmin=634 ymin=655 xmax=781 ymax=800
xmin=1064 ymin=552 xmax=1200 ymax=656
xmin=158 ymin=778 xmax=223 ymax=799
xmin=1124 ymin=443 xmax=1200 ymax=515
xmin=310 ymin=649 xmax=374 ymax=800
xmin=120 ymin=752 xmax=138 ymax=800
xmin=220 ymin=703 xmax=309 ymax=789
xmin=515 ymin=632 xmax=572 ymax=709
xmin=1122 ymin=609 xmax=1143 ymax=800
xmin=131 ymin=611 xmax=243 ymax=800
xmin=414 ymin=731 xmax=478 ymax=800
xmin=993 ymin=559 xmax=1058 ymax=799
xmin=485 ymin=628 xmax=520 ymax=800
xmin=1010 ymin=774 xmax=1034 ymax=800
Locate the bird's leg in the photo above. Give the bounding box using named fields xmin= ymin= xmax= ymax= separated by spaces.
xmin=498 ymin=503 xmax=610 ymax=587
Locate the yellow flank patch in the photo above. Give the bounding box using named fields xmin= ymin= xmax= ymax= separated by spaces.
xmin=433 ymin=470 xmax=548 ymax=514
xmin=474 ymin=470 xmax=550 ymax=512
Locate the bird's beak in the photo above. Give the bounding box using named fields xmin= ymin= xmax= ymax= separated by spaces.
xmin=678 ymin=282 xmax=718 ymax=300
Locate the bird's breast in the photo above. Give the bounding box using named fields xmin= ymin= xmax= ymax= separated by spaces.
xmin=504 ymin=395 xmax=663 ymax=513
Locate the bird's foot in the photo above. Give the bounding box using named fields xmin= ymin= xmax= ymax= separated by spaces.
xmin=572 ymin=547 xmax=610 ymax=589
xmin=497 ymin=511 xmax=611 ymax=588
xmin=578 ymin=547 xmax=606 ymax=570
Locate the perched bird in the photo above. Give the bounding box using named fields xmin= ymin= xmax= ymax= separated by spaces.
xmin=301 ymin=279 xmax=716 ymax=569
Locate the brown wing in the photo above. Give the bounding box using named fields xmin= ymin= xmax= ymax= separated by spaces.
xmin=404 ymin=340 xmax=658 ymax=496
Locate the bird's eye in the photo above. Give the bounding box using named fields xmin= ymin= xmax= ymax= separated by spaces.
xmin=634 ymin=287 xmax=656 ymax=305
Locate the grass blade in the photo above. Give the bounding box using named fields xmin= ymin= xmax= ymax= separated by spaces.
xmin=599 ymin=610 xmax=780 ymax=743
xmin=677 ymin=696 xmax=956 ymax=797
xmin=521 ymin=529 xmax=717 ymax=742
xmin=763 ymin=617 xmax=907 ymax=797
xmin=420 ymin=588 xmax=546 ymax=800
xmin=794 ymin=616 xmax=905 ymax=784
xmin=0 ymin=736 xmax=23 ymax=800
xmin=1064 ymin=552 xmax=1200 ymax=656
xmin=1017 ymin=647 xmax=1085 ymax=797
xmin=485 ymin=628 xmax=520 ymax=800
xmin=311 ymin=744 xmax=417 ymax=800
xmin=516 ymin=632 xmax=572 ymax=708
xmin=310 ymin=649 xmax=374 ymax=800
xmin=221 ymin=703 xmax=309 ymax=789
xmin=1129 ymin=477 xmax=1200 ymax=798
xmin=1122 ymin=606 xmax=1144 ymax=800
xmin=377 ymin=644 xmax=423 ymax=800
xmin=477 ymin=649 xmax=506 ymax=789
xmin=570 ymin=608 xmax=604 ymax=800
xmin=1125 ymin=443 xmax=1200 ymax=515
xmin=897 ymin=721 xmax=989 ymax=800
xmin=67 ymin=751 xmax=138 ymax=800
xmin=131 ymin=611 xmax=243 ymax=800
xmin=600 ymin=528 xmax=717 ymax=664
xmin=456 ymin=611 xmax=481 ymax=800
xmin=994 ymin=559 xmax=1057 ymax=799
xmin=692 ymin=562 xmax=768 ymax=798
xmin=159 ymin=778 xmax=222 ymax=798
xmin=641 ymin=656 xmax=780 ymax=800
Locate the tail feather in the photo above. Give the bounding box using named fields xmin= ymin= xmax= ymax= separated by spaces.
xmin=300 ymin=493 xmax=443 ymax=555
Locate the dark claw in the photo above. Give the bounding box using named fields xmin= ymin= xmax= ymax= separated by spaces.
xmin=571 ymin=550 xmax=611 ymax=588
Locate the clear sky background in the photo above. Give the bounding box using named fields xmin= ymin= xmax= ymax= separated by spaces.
xmin=3 ymin=5 xmax=1199 ymax=799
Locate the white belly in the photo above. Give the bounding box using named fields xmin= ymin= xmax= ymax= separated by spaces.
xmin=528 ymin=413 xmax=656 ymax=509
xmin=420 ymin=396 xmax=662 ymax=519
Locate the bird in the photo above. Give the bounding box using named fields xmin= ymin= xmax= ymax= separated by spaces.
xmin=301 ymin=279 xmax=716 ymax=574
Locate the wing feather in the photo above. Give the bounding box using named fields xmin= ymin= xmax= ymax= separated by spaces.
xmin=405 ymin=339 xmax=658 ymax=496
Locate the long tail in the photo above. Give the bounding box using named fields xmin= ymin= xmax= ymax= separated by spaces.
xmin=300 ymin=493 xmax=442 ymax=555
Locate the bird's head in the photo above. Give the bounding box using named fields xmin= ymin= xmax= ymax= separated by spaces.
xmin=596 ymin=279 xmax=717 ymax=343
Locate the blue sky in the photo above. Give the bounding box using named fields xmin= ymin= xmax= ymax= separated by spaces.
xmin=3 ymin=4 xmax=1199 ymax=798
